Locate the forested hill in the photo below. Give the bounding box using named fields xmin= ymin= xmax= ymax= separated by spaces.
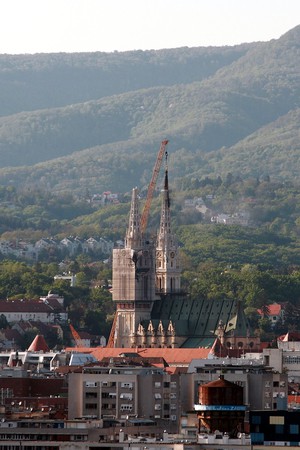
xmin=0 ymin=45 xmax=252 ymax=116
xmin=0 ymin=25 xmax=299 ymax=194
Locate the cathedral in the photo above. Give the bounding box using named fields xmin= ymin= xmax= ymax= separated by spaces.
xmin=111 ymin=155 xmax=260 ymax=353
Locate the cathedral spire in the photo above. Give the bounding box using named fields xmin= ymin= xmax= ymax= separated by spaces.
xmin=125 ymin=187 xmax=142 ymax=249
xmin=158 ymin=152 xmax=171 ymax=244
xmin=156 ymin=152 xmax=181 ymax=294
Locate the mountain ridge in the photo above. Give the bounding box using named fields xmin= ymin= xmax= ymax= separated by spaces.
xmin=0 ymin=26 xmax=299 ymax=193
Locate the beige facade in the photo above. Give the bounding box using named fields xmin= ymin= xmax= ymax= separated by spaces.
xmin=112 ymin=169 xmax=181 ymax=348
xmin=68 ymin=364 xmax=182 ymax=431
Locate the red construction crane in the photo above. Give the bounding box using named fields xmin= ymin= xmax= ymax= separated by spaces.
xmin=69 ymin=323 xmax=84 ymax=348
xmin=107 ymin=141 xmax=169 ymax=348
xmin=106 ymin=314 xmax=117 ymax=348
xmin=140 ymin=139 xmax=169 ymax=234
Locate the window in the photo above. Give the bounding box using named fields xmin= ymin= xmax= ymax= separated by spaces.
xmin=85 ymin=392 xmax=97 ymax=399
xmin=85 ymin=381 xmax=97 ymax=387
xmin=120 ymin=393 xmax=132 ymax=400
xmin=154 ymin=382 xmax=161 ymax=388
xmin=290 ymin=424 xmax=299 ymax=434
xmin=283 ymin=355 xmax=300 ymax=364
xmin=154 ymin=393 xmax=161 ymax=399
xmin=275 ymin=425 xmax=284 ymax=434
xmin=85 ymin=404 xmax=97 ymax=410
xmin=120 ymin=404 xmax=132 ymax=411
xmin=251 ymin=433 xmax=264 ymax=444
xmin=270 ymin=416 xmax=284 ymax=425
xmin=121 ymin=382 xmax=133 ymax=389
xmin=73 ymin=435 xmax=86 ymax=441
xmin=251 ymin=415 xmax=261 ymax=425
xmin=102 ymin=381 xmax=116 ymax=387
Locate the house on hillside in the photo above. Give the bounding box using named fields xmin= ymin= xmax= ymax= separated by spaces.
xmin=211 ymin=212 xmax=250 ymax=226
xmin=0 ymin=239 xmax=37 ymax=260
xmin=60 ymin=237 xmax=81 ymax=256
xmin=257 ymin=303 xmax=284 ymax=327
xmin=35 ymin=237 xmax=59 ymax=251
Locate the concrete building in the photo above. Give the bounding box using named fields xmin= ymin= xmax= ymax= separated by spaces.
xmin=187 ymin=357 xmax=288 ymax=423
xmin=68 ymin=361 xmax=181 ymax=433
xmin=250 ymin=410 xmax=300 ymax=447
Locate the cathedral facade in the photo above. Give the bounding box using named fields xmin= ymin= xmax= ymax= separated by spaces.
xmin=112 ymin=165 xmax=180 ymax=348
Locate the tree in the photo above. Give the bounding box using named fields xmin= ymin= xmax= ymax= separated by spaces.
xmin=0 ymin=314 xmax=9 ymax=329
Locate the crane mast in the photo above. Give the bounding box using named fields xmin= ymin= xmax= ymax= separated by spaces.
xmin=107 ymin=140 xmax=169 ymax=348
xmin=106 ymin=313 xmax=117 ymax=348
xmin=140 ymin=139 xmax=169 ymax=234
xmin=69 ymin=323 xmax=84 ymax=348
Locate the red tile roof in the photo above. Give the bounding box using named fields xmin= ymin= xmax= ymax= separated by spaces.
xmin=88 ymin=347 xmax=212 ymax=365
xmin=0 ymin=299 xmax=64 ymax=313
xmin=257 ymin=303 xmax=282 ymax=316
xmin=28 ymin=334 xmax=50 ymax=352
xmin=278 ymin=331 xmax=300 ymax=342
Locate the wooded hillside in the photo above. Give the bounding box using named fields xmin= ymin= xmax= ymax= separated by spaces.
xmin=0 ymin=26 xmax=299 ymax=194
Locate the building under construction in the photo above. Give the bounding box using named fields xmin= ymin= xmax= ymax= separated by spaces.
xmin=109 ymin=141 xmax=260 ymax=352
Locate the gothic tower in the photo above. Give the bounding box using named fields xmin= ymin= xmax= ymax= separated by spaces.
xmin=112 ymin=187 xmax=156 ymax=347
xmin=155 ymin=162 xmax=181 ymax=294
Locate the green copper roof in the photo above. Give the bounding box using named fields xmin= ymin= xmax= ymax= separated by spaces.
xmin=150 ymin=294 xmax=251 ymax=342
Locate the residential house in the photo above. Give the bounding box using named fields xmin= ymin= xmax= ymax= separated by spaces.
xmin=85 ymin=237 xmax=113 ymax=255
xmin=257 ymin=303 xmax=284 ymax=327
xmin=98 ymin=237 xmax=114 ymax=254
xmin=0 ymin=239 xmax=37 ymax=260
xmin=35 ymin=237 xmax=59 ymax=252
xmin=60 ymin=237 xmax=81 ymax=256
xmin=211 ymin=212 xmax=250 ymax=226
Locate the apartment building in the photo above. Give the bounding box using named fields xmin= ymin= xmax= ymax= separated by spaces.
xmin=68 ymin=361 xmax=182 ymax=434
xmin=186 ymin=357 xmax=288 ymax=424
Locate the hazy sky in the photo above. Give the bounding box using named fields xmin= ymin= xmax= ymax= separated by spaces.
xmin=1 ymin=0 xmax=299 ymax=54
